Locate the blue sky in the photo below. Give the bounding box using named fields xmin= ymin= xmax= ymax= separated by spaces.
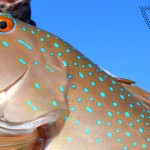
xmin=31 ymin=0 xmax=150 ymax=91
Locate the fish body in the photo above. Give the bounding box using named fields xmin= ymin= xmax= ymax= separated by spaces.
xmin=0 ymin=13 xmax=149 ymax=150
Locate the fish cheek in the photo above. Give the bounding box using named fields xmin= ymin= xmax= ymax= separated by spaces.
xmin=4 ymin=62 xmax=69 ymax=124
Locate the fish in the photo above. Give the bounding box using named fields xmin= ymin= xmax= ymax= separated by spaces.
xmin=0 ymin=12 xmax=150 ymax=150
xmin=0 ymin=0 xmax=36 ymax=26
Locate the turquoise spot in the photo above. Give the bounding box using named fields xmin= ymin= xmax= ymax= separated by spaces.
xmin=88 ymin=72 xmax=93 ymax=76
xmin=40 ymin=48 xmax=45 ymax=52
xmin=97 ymin=120 xmax=102 ymax=125
xmin=32 ymin=106 xmax=38 ymax=111
xmin=65 ymin=116 xmax=69 ymax=121
xmin=46 ymin=34 xmax=50 ymax=38
xmin=72 ymin=84 xmax=77 ymax=89
xmin=74 ymin=62 xmax=78 ymax=66
xmin=112 ymin=102 xmax=118 ymax=107
xmin=129 ymin=122 xmax=133 ymax=127
xmin=125 ymin=112 xmax=130 ymax=117
xmin=132 ymin=142 xmax=137 ymax=147
xmin=104 ymin=75 xmax=108 ymax=78
xmin=57 ymin=52 xmax=62 ymax=56
xmin=75 ymin=120 xmax=80 ymax=125
xmin=71 ymin=107 xmax=75 ymax=112
xmin=18 ymin=58 xmax=27 ymax=65
xmin=136 ymin=102 xmax=141 ymax=106
xmin=95 ymin=138 xmax=100 ymax=143
xmin=112 ymin=80 xmax=116 ymax=85
xmin=26 ymin=100 xmax=38 ymax=112
xmin=22 ymin=27 xmax=26 ymax=31
xmin=86 ymin=107 xmax=92 ymax=113
xmin=136 ymin=119 xmax=141 ymax=123
xmin=107 ymin=132 xmax=113 ymax=138
xmin=50 ymin=52 xmax=54 ymax=56
xmin=26 ymin=100 xmax=32 ymax=105
xmin=40 ymin=37 xmax=44 ymax=42
xmin=54 ymin=43 xmax=59 ymax=48
xmin=82 ymin=64 xmax=86 ymax=68
xmin=59 ymin=86 xmax=65 ymax=92
xmin=145 ymin=122 xmax=149 ymax=126
xmin=128 ymin=94 xmax=131 ymax=97
xmin=139 ymin=128 xmax=144 ymax=133
xmin=117 ymin=111 xmax=121 ymax=115
xmin=91 ymin=81 xmax=96 ymax=86
xmin=62 ymin=60 xmax=68 ymax=67
xmin=147 ymin=138 xmax=150 ymax=142
xmin=126 ymin=132 xmax=131 ymax=137
xmin=117 ymin=138 xmax=121 ymax=142
xmin=52 ymin=100 xmax=58 ymax=107
xmin=88 ymin=64 xmax=93 ymax=68
xmin=129 ymin=104 xmax=134 ymax=108
xmin=97 ymin=102 xmax=102 ymax=107
xmin=34 ymin=61 xmax=39 ymax=65
xmin=120 ymin=94 xmax=125 ymax=100
xmin=124 ymin=146 xmax=128 ymax=150
xmin=34 ymin=83 xmax=40 ymax=90
xmin=18 ymin=39 xmax=32 ymax=50
xmin=84 ymin=88 xmax=89 ymax=93
xmin=107 ymin=122 xmax=111 ymax=126
xmin=109 ymin=86 xmax=114 ymax=91
xmin=55 ymin=36 xmax=58 ymax=39
xmin=77 ymin=55 xmax=81 ymax=60
xmin=118 ymin=120 xmax=123 ymax=124
xmin=100 ymin=92 xmax=106 ymax=98
xmin=31 ymin=30 xmax=35 ymax=34
xmin=116 ymin=129 xmax=120 ymax=133
xmin=45 ymin=65 xmax=54 ymax=72
xmin=37 ymin=29 xmax=40 ymax=32
xmin=85 ymin=128 xmax=90 ymax=134
xmin=120 ymin=88 xmax=124 ymax=92
xmin=98 ymin=76 xmax=104 ymax=82
xmin=77 ymin=97 xmax=82 ymax=102
xmin=2 ymin=40 xmax=9 ymax=47
xmin=66 ymin=49 xmax=70 ymax=53
xmin=68 ymin=74 xmax=72 ymax=79
xmin=108 ymin=112 xmax=113 ymax=117
xmin=67 ymin=137 xmax=71 ymax=143
xmin=78 ymin=72 xmax=85 ymax=78
xmin=140 ymin=114 xmax=145 ymax=118
xmin=89 ymin=97 xmax=94 ymax=101
xmin=142 ymin=144 xmax=147 ymax=149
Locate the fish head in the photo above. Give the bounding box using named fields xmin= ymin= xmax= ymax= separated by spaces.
xmin=0 ymin=13 xmax=69 ymax=129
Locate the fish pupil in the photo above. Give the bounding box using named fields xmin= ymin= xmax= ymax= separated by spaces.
xmin=0 ymin=21 xmax=7 ymax=29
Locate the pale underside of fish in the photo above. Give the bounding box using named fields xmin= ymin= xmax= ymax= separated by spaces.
xmin=0 ymin=13 xmax=149 ymax=150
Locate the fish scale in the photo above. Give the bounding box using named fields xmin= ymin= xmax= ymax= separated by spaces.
xmin=0 ymin=13 xmax=149 ymax=150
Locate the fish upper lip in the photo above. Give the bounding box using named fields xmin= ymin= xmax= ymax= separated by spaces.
xmin=0 ymin=68 xmax=28 ymax=93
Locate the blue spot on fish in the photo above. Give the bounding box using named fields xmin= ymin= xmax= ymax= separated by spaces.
xmin=18 ymin=39 xmax=32 ymax=50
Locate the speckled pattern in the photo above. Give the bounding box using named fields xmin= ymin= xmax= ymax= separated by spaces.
xmin=0 ymin=13 xmax=150 ymax=150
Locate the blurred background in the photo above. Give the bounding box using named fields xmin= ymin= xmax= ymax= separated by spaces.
xmin=31 ymin=0 xmax=150 ymax=91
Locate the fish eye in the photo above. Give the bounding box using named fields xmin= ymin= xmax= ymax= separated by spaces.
xmin=0 ymin=15 xmax=14 ymax=32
